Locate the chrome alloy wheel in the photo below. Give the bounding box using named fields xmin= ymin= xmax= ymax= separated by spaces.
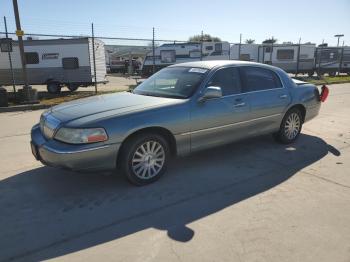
xmin=284 ymin=112 xmax=301 ymax=140
xmin=131 ymin=141 xmax=165 ymax=179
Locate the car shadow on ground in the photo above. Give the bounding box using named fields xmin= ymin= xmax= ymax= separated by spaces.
xmin=0 ymin=134 xmax=340 ymax=261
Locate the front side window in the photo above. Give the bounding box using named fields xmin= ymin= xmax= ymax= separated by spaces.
xmin=62 ymin=57 xmax=79 ymax=69
xmin=207 ymin=67 xmax=242 ymax=96
xmin=133 ymin=67 xmax=207 ymax=99
xmin=277 ymin=49 xmax=294 ymax=60
xmin=24 ymin=52 xmax=39 ymax=64
xmin=240 ymin=67 xmax=282 ymax=92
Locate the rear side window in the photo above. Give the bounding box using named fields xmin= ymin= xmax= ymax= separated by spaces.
xmin=277 ymin=49 xmax=294 ymax=60
xmin=25 ymin=52 xmax=39 ymax=64
xmin=207 ymin=67 xmax=242 ymax=96
xmin=62 ymin=57 xmax=79 ymax=69
xmin=240 ymin=67 xmax=282 ymax=92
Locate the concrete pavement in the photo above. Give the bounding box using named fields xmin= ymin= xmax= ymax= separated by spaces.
xmin=0 ymin=83 xmax=349 ymax=262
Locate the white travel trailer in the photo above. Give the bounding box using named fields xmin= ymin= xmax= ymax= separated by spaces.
xmin=230 ymin=43 xmax=316 ymax=75
xmin=315 ymin=46 xmax=350 ymax=76
xmin=142 ymin=41 xmax=230 ymax=76
xmin=0 ymin=38 xmax=107 ymax=93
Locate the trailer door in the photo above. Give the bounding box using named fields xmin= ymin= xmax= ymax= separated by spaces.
xmin=62 ymin=57 xmax=80 ymax=83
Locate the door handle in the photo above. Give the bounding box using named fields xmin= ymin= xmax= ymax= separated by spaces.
xmin=279 ymin=94 xmax=288 ymax=99
xmin=233 ymin=102 xmax=246 ymax=107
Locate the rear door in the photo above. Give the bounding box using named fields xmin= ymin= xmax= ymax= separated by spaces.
xmin=190 ymin=66 xmax=251 ymax=151
xmin=240 ymin=66 xmax=291 ymax=134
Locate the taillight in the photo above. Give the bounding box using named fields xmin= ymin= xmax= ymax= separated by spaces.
xmin=320 ymin=85 xmax=329 ymax=102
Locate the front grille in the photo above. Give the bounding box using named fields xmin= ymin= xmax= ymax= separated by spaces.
xmin=40 ymin=112 xmax=60 ymax=139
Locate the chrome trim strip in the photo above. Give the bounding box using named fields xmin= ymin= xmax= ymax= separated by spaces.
xmin=42 ymin=145 xmax=110 ymax=154
xmin=180 ymin=113 xmax=282 ymax=136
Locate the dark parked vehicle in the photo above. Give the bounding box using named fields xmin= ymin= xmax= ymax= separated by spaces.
xmin=31 ymin=61 xmax=329 ymax=185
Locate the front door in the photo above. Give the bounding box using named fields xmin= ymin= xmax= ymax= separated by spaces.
xmin=190 ymin=67 xmax=251 ymax=151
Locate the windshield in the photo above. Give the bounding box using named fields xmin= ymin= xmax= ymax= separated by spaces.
xmin=133 ymin=67 xmax=208 ymax=99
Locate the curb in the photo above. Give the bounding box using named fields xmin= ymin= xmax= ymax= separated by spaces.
xmin=314 ymin=81 xmax=350 ymax=86
xmin=0 ymin=103 xmax=55 ymax=113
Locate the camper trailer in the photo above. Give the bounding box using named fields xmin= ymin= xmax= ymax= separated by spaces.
xmin=230 ymin=43 xmax=316 ymax=75
xmin=315 ymin=46 xmax=350 ymax=76
xmin=142 ymin=41 xmax=230 ymax=76
xmin=0 ymin=38 xmax=107 ymax=93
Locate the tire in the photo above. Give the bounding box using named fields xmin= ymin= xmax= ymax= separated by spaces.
xmin=328 ymin=71 xmax=336 ymax=77
xmin=307 ymin=71 xmax=314 ymax=77
xmin=274 ymin=108 xmax=303 ymax=144
xmin=67 ymin=83 xmax=79 ymax=92
xmin=47 ymin=82 xmax=61 ymax=94
xmin=119 ymin=133 xmax=170 ymax=186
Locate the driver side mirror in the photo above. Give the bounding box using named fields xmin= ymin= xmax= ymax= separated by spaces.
xmin=198 ymin=86 xmax=222 ymax=102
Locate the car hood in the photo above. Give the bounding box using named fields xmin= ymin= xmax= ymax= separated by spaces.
xmin=49 ymin=92 xmax=181 ymax=123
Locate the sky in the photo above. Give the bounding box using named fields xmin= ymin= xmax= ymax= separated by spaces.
xmin=0 ymin=0 xmax=350 ymax=46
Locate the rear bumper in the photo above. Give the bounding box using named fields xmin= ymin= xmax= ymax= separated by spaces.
xmin=305 ymin=102 xmax=321 ymax=123
xmin=31 ymin=124 xmax=120 ymax=171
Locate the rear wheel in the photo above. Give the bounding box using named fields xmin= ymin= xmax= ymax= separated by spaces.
xmin=307 ymin=71 xmax=314 ymax=77
xmin=328 ymin=71 xmax=337 ymax=77
xmin=67 ymin=83 xmax=79 ymax=92
xmin=47 ymin=82 xmax=61 ymax=94
xmin=274 ymin=108 xmax=303 ymax=144
xmin=119 ymin=133 xmax=170 ymax=186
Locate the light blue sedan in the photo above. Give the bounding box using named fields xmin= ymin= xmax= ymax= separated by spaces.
xmin=31 ymin=61 xmax=328 ymax=185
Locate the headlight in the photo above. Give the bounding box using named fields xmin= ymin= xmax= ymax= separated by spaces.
xmin=54 ymin=127 xmax=108 ymax=144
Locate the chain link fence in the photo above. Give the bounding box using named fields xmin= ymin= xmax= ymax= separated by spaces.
xmin=1 ymin=18 xmax=349 ymax=99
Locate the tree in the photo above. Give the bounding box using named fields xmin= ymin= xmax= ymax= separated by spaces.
xmin=245 ymin=39 xmax=255 ymax=44
xmin=188 ymin=34 xmax=221 ymax=42
xmin=262 ymin=37 xmax=277 ymax=44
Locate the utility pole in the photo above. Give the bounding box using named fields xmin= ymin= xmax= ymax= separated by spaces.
xmin=338 ymin=40 xmax=345 ymax=76
xmin=4 ymin=16 xmax=16 ymax=95
xmin=295 ymin=37 xmax=301 ymax=76
xmin=200 ymin=30 xmax=203 ymax=61
xmin=238 ymin=33 xmax=242 ymax=60
xmin=334 ymin=34 xmax=344 ymax=47
xmin=152 ymin=27 xmax=155 ymax=74
xmin=12 ymin=0 xmax=37 ymax=102
xmin=91 ymin=23 xmax=97 ymax=94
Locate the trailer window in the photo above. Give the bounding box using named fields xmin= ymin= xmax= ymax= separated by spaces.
xmin=24 ymin=52 xmax=39 ymax=64
xmin=240 ymin=54 xmax=251 ymax=61
xmin=160 ymin=50 xmax=175 ymax=63
xmin=206 ymin=46 xmax=213 ymax=51
xmin=189 ymin=51 xmax=201 ymax=58
xmin=277 ymin=49 xmax=294 ymax=60
xmin=215 ymin=43 xmax=222 ymax=52
xmin=62 ymin=57 xmax=79 ymax=69
xmin=265 ymin=46 xmax=272 ymax=53
xmin=318 ymin=49 xmax=339 ymax=61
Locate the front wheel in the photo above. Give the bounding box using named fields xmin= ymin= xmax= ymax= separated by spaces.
xmin=47 ymin=82 xmax=61 ymax=94
xmin=274 ymin=108 xmax=303 ymax=144
xmin=119 ymin=133 xmax=170 ymax=186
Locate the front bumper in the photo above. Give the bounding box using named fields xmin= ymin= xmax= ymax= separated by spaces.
xmin=31 ymin=124 xmax=120 ymax=171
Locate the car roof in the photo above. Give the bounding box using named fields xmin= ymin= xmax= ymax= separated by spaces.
xmin=169 ymin=60 xmax=277 ymax=70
